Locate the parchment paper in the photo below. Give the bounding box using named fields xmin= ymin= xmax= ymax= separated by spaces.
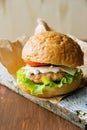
xmin=0 ymin=19 xmax=87 ymax=103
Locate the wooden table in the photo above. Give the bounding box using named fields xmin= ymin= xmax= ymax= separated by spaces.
xmin=0 ymin=84 xmax=82 ymax=130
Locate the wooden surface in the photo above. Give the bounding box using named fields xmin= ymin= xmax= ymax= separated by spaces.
xmin=0 ymin=61 xmax=87 ymax=129
xmin=0 ymin=39 xmax=87 ymax=130
xmin=0 ymin=84 xmax=82 ymax=130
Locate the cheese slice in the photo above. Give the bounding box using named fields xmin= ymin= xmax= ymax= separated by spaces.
xmin=23 ymin=65 xmax=77 ymax=77
xmin=60 ymin=66 xmax=77 ymax=75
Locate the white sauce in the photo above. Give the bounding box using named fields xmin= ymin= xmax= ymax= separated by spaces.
xmin=23 ymin=65 xmax=77 ymax=78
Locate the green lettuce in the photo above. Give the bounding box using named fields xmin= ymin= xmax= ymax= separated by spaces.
xmin=17 ymin=67 xmax=82 ymax=95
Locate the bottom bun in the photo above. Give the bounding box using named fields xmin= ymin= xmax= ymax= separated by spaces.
xmin=18 ymin=75 xmax=82 ymax=98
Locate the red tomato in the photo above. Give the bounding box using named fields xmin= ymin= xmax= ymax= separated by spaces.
xmin=24 ymin=60 xmax=46 ymax=66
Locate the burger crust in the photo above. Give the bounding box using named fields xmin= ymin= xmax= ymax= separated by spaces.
xmin=22 ymin=31 xmax=83 ymax=67
xmin=18 ymin=75 xmax=82 ymax=98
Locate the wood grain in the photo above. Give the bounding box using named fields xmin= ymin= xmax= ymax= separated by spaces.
xmin=0 ymin=85 xmax=82 ymax=130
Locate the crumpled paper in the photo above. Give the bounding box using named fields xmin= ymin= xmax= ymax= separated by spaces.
xmin=0 ymin=19 xmax=87 ymax=103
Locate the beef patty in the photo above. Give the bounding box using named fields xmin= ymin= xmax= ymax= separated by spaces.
xmin=30 ymin=72 xmax=66 ymax=84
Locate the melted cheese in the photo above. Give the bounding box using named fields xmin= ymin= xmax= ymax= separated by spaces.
xmin=23 ymin=65 xmax=77 ymax=77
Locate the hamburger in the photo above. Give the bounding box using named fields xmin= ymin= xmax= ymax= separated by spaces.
xmin=17 ymin=31 xmax=84 ymax=98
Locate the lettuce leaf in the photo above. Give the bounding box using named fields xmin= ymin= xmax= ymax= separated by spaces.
xmin=17 ymin=68 xmax=44 ymax=95
xmin=17 ymin=67 xmax=82 ymax=95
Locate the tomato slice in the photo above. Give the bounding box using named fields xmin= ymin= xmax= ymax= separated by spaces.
xmin=24 ymin=60 xmax=46 ymax=66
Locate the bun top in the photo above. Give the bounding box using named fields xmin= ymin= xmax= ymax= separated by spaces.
xmin=22 ymin=31 xmax=84 ymax=67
